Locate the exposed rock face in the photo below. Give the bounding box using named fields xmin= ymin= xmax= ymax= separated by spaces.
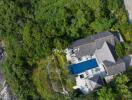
xmin=124 ymin=0 xmax=132 ymax=23
xmin=0 ymin=45 xmax=16 ymax=100
xmin=0 ymin=81 xmax=16 ymax=100
xmin=0 ymin=67 xmax=16 ymax=100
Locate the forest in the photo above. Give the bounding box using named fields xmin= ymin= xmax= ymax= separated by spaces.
xmin=0 ymin=0 xmax=132 ymax=100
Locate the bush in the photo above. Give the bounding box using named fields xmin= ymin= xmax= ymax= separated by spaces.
xmin=115 ymin=43 xmax=125 ymax=58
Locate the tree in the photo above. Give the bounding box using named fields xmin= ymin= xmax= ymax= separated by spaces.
xmin=107 ymin=0 xmax=123 ymax=13
xmin=87 ymin=0 xmax=100 ymax=10
xmin=115 ymin=43 xmax=124 ymax=58
xmin=119 ymin=23 xmax=132 ymax=42
xmin=97 ymin=87 xmax=115 ymax=100
xmin=114 ymin=75 xmax=131 ymax=99
xmin=0 ymin=0 xmax=130 ymax=99
xmin=115 ymin=74 xmax=128 ymax=85
xmin=90 ymin=18 xmax=113 ymax=32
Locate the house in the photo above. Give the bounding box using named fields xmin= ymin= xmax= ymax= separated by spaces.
xmin=65 ymin=32 xmax=126 ymax=94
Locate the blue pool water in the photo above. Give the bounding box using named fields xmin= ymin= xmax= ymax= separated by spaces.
xmin=69 ymin=59 xmax=98 ymax=75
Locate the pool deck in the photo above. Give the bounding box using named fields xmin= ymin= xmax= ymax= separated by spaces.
xmin=69 ymin=59 xmax=98 ymax=75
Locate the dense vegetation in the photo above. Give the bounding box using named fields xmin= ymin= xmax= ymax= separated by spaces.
xmin=97 ymin=75 xmax=131 ymax=100
xmin=115 ymin=42 xmax=125 ymax=58
xmin=0 ymin=0 xmax=132 ymax=99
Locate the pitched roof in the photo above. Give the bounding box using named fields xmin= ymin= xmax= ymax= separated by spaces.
xmin=70 ymin=32 xmax=113 ymax=48
xmin=95 ymin=42 xmax=116 ymax=64
xmin=103 ymin=60 xmax=115 ymax=66
xmin=69 ymin=32 xmax=115 ymax=58
xmin=88 ymin=75 xmax=104 ymax=90
xmin=89 ymin=75 xmax=104 ymax=86
xmin=104 ymin=59 xmax=126 ymax=75
xmin=74 ymin=42 xmax=96 ymax=58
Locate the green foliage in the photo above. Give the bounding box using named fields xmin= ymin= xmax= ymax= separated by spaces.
xmin=114 ymin=75 xmax=131 ymax=99
xmin=126 ymin=66 xmax=132 ymax=80
xmin=32 ymin=60 xmax=53 ymax=99
xmin=97 ymin=75 xmax=132 ymax=100
xmin=90 ymin=18 xmax=113 ymax=32
xmin=107 ymin=0 xmax=123 ymax=12
xmin=71 ymin=91 xmax=97 ymax=100
xmin=35 ymin=0 xmax=95 ymax=40
xmin=107 ymin=0 xmax=127 ymax=23
xmin=115 ymin=43 xmax=125 ymax=58
xmin=3 ymin=38 xmax=41 ymax=100
xmin=87 ymin=0 xmax=100 ymax=10
xmin=119 ymin=23 xmax=132 ymax=42
xmin=97 ymin=87 xmax=115 ymax=100
xmin=115 ymin=74 xmax=129 ymax=85
xmin=53 ymin=52 xmax=74 ymax=91
xmin=22 ymin=22 xmax=32 ymax=48
xmin=32 ymin=52 xmax=74 ymax=99
xmin=0 ymin=0 xmax=130 ymax=99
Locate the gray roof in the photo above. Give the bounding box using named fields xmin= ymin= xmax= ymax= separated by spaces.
xmin=113 ymin=32 xmax=124 ymax=42
xmin=70 ymin=32 xmax=114 ymax=48
xmin=95 ymin=42 xmax=115 ymax=64
xmin=123 ymin=55 xmax=132 ymax=68
xmin=89 ymin=75 xmax=103 ymax=89
xmin=103 ymin=60 xmax=115 ymax=67
xmin=90 ymin=75 xmax=103 ymax=86
xmin=70 ymin=32 xmax=115 ymax=58
xmin=104 ymin=59 xmax=126 ymax=75
xmin=74 ymin=42 xmax=96 ymax=58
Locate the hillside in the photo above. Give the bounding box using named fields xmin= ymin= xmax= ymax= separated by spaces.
xmin=0 ymin=0 xmax=132 ymax=99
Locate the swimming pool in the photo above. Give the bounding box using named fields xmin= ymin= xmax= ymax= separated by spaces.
xmin=69 ymin=59 xmax=98 ymax=75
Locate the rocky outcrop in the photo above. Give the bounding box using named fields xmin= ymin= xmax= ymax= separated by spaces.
xmin=0 ymin=45 xmax=16 ymax=100
xmin=124 ymin=0 xmax=132 ymax=23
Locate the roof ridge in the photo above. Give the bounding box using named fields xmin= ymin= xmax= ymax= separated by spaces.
xmin=70 ymin=32 xmax=113 ymax=48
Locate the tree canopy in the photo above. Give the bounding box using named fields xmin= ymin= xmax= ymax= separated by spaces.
xmin=97 ymin=75 xmax=132 ymax=100
xmin=0 ymin=0 xmax=131 ymax=99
